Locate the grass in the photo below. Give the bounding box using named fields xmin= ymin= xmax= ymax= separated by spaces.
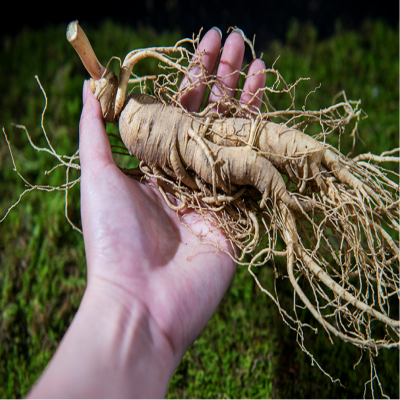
xmin=0 ymin=19 xmax=398 ymax=398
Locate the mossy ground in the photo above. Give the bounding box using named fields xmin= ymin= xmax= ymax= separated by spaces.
xmin=0 ymin=20 xmax=398 ymax=398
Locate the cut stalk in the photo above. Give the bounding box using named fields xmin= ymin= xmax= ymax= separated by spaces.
xmin=66 ymin=20 xmax=105 ymax=80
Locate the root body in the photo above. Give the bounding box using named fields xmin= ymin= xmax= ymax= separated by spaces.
xmin=119 ymin=93 xmax=310 ymax=212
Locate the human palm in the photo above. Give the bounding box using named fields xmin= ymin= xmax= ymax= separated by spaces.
xmin=79 ymin=28 xmax=266 ymax=363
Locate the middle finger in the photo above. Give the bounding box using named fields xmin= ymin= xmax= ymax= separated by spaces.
xmin=206 ymin=30 xmax=245 ymax=115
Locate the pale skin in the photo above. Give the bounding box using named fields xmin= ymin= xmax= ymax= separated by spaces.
xmin=28 ymin=28 xmax=266 ymax=398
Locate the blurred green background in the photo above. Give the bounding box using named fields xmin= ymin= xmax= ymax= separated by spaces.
xmin=0 ymin=19 xmax=398 ymax=398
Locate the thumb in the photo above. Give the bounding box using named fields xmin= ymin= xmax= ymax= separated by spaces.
xmin=79 ymin=80 xmax=114 ymax=171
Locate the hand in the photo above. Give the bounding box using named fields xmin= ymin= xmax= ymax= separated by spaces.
xmin=29 ymin=27 xmax=266 ymax=399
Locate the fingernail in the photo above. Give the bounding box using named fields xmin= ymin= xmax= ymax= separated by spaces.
xmin=249 ymin=59 xmax=266 ymax=68
xmin=83 ymin=80 xmax=88 ymax=104
xmin=210 ymin=26 xmax=222 ymax=39
xmin=232 ymin=28 xmax=245 ymax=39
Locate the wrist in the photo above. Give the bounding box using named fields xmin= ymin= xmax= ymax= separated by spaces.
xmin=29 ymin=278 xmax=175 ymax=398
xmin=86 ymin=277 xmax=176 ymax=397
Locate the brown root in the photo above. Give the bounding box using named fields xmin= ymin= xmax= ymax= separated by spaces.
xmin=65 ymin=21 xmax=399 ymax=354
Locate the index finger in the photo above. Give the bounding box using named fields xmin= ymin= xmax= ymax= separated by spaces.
xmin=178 ymin=28 xmax=222 ymax=112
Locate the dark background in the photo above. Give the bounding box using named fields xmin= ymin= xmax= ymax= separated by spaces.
xmin=3 ymin=0 xmax=398 ymax=47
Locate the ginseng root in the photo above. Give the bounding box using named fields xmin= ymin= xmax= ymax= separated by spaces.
xmin=119 ymin=91 xmax=311 ymax=213
xmin=66 ymin=20 xmax=399 ymax=365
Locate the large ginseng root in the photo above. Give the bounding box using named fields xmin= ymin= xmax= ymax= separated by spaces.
xmin=67 ymin=21 xmax=399 ymax=382
xmin=119 ymin=93 xmax=311 ymax=213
